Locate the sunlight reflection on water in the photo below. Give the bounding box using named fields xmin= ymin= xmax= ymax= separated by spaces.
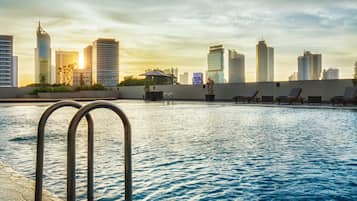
xmin=0 ymin=101 xmax=356 ymax=200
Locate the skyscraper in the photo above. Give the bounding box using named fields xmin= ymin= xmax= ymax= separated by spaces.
xmin=35 ymin=22 xmax=52 ymax=84
xmin=179 ymin=72 xmax=189 ymax=84
xmin=288 ymin=72 xmax=298 ymax=81
xmin=298 ymin=51 xmax=322 ymax=80
xmin=84 ymin=45 xmax=92 ymax=70
xmin=73 ymin=45 xmax=93 ymax=87
xmin=12 ymin=56 xmax=18 ymax=87
xmin=228 ymin=49 xmax=245 ymax=83
xmin=92 ymin=38 xmax=119 ymax=87
xmin=322 ymin=68 xmax=339 ymax=80
xmin=0 ymin=35 xmax=17 ymax=87
xmin=207 ymin=45 xmax=225 ymax=83
xmin=256 ymin=40 xmax=274 ymax=82
xmin=55 ymin=51 xmax=78 ymax=85
xmin=192 ymin=72 xmax=204 ymax=85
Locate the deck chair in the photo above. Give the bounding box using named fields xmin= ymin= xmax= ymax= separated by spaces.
xmin=331 ymin=86 xmax=357 ymax=105
xmin=233 ymin=90 xmax=259 ymax=103
xmin=276 ymin=88 xmax=304 ymax=104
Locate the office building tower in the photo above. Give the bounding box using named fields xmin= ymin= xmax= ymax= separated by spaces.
xmin=12 ymin=56 xmax=18 ymax=87
xmin=228 ymin=49 xmax=245 ymax=83
xmin=322 ymin=68 xmax=339 ymax=80
xmin=0 ymin=35 xmax=16 ymax=87
xmin=179 ymin=72 xmax=189 ymax=84
xmin=73 ymin=69 xmax=92 ymax=86
xmin=256 ymin=40 xmax=274 ymax=82
xmin=192 ymin=72 xmax=204 ymax=85
xmin=92 ymin=38 xmax=119 ymax=87
xmin=35 ymin=22 xmax=52 ymax=84
xmin=298 ymin=51 xmax=322 ymax=80
xmin=74 ymin=45 xmax=93 ymax=86
xmin=84 ymin=45 xmax=92 ymax=70
xmin=288 ymin=72 xmax=298 ymax=81
xmin=55 ymin=51 xmax=78 ymax=85
xmin=207 ymin=45 xmax=225 ymax=83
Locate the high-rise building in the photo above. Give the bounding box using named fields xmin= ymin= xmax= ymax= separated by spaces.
xmin=192 ymin=72 xmax=204 ymax=85
xmin=0 ymin=36 xmax=17 ymax=89
xmin=84 ymin=45 xmax=92 ymax=70
xmin=207 ymin=45 xmax=225 ymax=83
xmin=92 ymin=38 xmax=119 ymax=87
xmin=12 ymin=56 xmax=18 ymax=87
xmin=35 ymin=22 xmax=52 ymax=84
xmin=322 ymin=68 xmax=339 ymax=80
xmin=256 ymin=40 xmax=274 ymax=82
xmin=354 ymin=62 xmax=357 ymax=79
xmin=73 ymin=69 xmax=92 ymax=87
xmin=179 ymin=72 xmax=189 ymax=84
xmin=0 ymin=35 xmax=17 ymax=87
xmin=298 ymin=51 xmax=322 ymax=80
xmin=288 ymin=72 xmax=298 ymax=81
xmin=73 ymin=45 xmax=93 ymax=87
xmin=228 ymin=49 xmax=245 ymax=83
xmin=55 ymin=51 xmax=78 ymax=85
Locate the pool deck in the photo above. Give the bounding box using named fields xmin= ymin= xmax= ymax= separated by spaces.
xmin=0 ymin=98 xmax=356 ymax=111
xmin=235 ymin=102 xmax=357 ymax=110
xmin=0 ymin=97 xmax=118 ymax=103
xmin=0 ymin=161 xmax=63 ymax=201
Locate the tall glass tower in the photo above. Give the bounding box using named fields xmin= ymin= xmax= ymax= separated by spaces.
xmin=207 ymin=45 xmax=225 ymax=83
xmin=92 ymin=38 xmax=119 ymax=87
xmin=256 ymin=40 xmax=274 ymax=82
xmin=35 ymin=22 xmax=51 ymax=84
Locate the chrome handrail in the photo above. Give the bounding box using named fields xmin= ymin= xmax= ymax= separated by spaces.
xmin=67 ymin=101 xmax=132 ymax=201
xmin=35 ymin=100 xmax=94 ymax=201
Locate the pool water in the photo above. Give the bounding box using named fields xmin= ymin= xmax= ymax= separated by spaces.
xmin=0 ymin=101 xmax=356 ymax=200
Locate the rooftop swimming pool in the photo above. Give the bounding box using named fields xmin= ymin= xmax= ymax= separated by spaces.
xmin=0 ymin=100 xmax=356 ymax=200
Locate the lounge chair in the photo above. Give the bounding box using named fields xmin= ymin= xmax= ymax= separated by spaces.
xmin=276 ymin=87 xmax=304 ymax=104
xmin=233 ymin=90 xmax=259 ymax=103
xmin=331 ymin=86 xmax=357 ymax=105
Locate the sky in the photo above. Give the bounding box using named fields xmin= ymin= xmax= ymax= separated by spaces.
xmin=0 ymin=0 xmax=356 ymax=86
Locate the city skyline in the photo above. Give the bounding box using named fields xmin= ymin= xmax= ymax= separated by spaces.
xmin=1 ymin=0 xmax=357 ymax=86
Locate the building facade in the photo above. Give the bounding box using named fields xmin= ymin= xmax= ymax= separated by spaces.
xmin=207 ymin=45 xmax=225 ymax=83
xmin=288 ymin=72 xmax=298 ymax=81
xmin=256 ymin=40 xmax=274 ymax=82
xmin=298 ymin=51 xmax=322 ymax=80
xmin=322 ymin=68 xmax=339 ymax=80
xmin=35 ymin=22 xmax=52 ymax=84
xmin=12 ymin=56 xmax=18 ymax=87
xmin=192 ymin=72 xmax=204 ymax=85
xmin=92 ymin=38 xmax=119 ymax=87
xmin=228 ymin=49 xmax=245 ymax=83
xmin=0 ymin=35 xmax=16 ymax=87
xmin=179 ymin=72 xmax=189 ymax=84
xmin=73 ymin=69 xmax=92 ymax=87
xmin=55 ymin=51 xmax=78 ymax=85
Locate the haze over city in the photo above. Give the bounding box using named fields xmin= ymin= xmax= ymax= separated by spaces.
xmin=1 ymin=0 xmax=357 ymax=86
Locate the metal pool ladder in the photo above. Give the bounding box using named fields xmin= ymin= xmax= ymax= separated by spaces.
xmin=35 ymin=100 xmax=132 ymax=201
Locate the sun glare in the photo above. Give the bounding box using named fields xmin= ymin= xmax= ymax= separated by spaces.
xmin=78 ymin=53 xmax=84 ymax=69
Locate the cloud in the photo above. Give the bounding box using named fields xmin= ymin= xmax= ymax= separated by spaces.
xmin=0 ymin=0 xmax=356 ymax=85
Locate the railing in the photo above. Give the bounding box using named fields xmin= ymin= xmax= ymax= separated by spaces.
xmin=35 ymin=100 xmax=132 ymax=201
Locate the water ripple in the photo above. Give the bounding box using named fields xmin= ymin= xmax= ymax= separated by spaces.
xmin=0 ymin=101 xmax=357 ymax=200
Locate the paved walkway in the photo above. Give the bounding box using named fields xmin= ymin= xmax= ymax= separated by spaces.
xmin=0 ymin=161 xmax=62 ymax=201
xmin=0 ymin=97 xmax=118 ymax=103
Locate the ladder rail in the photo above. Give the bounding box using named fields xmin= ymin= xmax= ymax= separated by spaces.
xmin=67 ymin=101 xmax=132 ymax=201
xmin=35 ymin=100 xmax=94 ymax=201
